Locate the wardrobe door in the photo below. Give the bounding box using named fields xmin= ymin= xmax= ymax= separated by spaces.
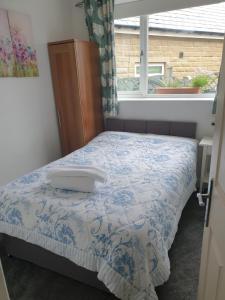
xmin=75 ymin=40 xmax=103 ymax=144
xmin=48 ymin=42 xmax=84 ymax=155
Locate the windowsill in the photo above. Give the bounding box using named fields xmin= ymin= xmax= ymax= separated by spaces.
xmin=118 ymin=93 xmax=215 ymax=102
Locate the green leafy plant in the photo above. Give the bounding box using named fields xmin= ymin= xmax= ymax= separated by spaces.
xmin=191 ymin=75 xmax=210 ymax=88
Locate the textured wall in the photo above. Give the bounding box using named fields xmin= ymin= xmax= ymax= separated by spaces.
xmin=115 ymin=32 xmax=223 ymax=79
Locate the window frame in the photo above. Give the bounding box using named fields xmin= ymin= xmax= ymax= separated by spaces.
xmin=135 ymin=63 xmax=165 ymax=78
xmin=115 ymin=15 xmax=217 ymax=99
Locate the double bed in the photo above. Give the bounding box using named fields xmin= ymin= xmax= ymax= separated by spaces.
xmin=0 ymin=119 xmax=197 ymax=300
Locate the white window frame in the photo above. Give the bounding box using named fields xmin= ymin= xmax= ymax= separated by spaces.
xmin=115 ymin=0 xmax=141 ymax=4
xmin=116 ymin=15 xmax=216 ymax=99
xmin=135 ymin=63 xmax=165 ymax=77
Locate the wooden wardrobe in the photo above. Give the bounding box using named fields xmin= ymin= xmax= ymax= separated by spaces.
xmin=48 ymin=39 xmax=104 ymax=156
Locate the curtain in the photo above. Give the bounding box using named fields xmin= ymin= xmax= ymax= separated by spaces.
xmin=84 ymin=0 xmax=119 ymax=117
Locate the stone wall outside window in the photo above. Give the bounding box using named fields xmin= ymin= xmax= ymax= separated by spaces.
xmin=115 ymin=31 xmax=224 ymax=80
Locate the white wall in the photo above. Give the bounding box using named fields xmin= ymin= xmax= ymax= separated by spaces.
xmin=119 ymin=99 xmax=215 ymax=140
xmin=71 ymin=0 xmax=89 ymax=40
xmin=0 ymin=0 xmax=73 ymax=185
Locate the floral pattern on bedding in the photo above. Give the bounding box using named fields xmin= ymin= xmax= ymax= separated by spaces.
xmin=0 ymin=131 xmax=197 ymax=300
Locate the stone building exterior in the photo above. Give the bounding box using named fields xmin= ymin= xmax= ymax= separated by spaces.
xmin=115 ymin=31 xmax=224 ymax=79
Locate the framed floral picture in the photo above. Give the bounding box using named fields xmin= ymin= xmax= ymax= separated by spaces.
xmin=0 ymin=9 xmax=39 ymax=77
xmin=8 ymin=11 xmax=39 ymax=77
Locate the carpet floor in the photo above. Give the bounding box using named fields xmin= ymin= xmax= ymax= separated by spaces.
xmin=1 ymin=194 xmax=205 ymax=300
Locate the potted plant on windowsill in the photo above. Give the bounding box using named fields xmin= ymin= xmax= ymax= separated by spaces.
xmin=155 ymin=74 xmax=211 ymax=94
xmin=191 ymin=74 xmax=211 ymax=93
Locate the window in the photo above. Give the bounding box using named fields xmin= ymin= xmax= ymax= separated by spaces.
xmin=135 ymin=63 xmax=164 ymax=77
xmin=115 ymin=17 xmax=141 ymax=93
xmin=114 ymin=3 xmax=225 ymax=97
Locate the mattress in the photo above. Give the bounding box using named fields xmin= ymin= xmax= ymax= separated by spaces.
xmin=0 ymin=131 xmax=197 ymax=300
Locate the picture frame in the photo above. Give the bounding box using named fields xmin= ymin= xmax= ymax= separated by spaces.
xmin=0 ymin=9 xmax=39 ymax=77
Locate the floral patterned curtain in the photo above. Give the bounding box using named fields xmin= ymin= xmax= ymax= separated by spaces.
xmin=84 ymin=0 xmax=119 ymax=117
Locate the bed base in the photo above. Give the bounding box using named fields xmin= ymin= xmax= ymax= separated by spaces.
xmin=0 ymin=234 xmax=109 ymax=293
xmin=0 ymin=118 xmax=197 ymax=293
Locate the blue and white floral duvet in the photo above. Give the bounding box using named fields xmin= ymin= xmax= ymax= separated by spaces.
xmin=0 ymin=131 xmax=197 ymax=299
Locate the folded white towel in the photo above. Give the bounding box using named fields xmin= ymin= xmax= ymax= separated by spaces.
xmin=47 ymin=166 xmax=106 ymax=193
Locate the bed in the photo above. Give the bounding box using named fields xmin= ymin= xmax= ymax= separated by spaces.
xmin=0 ymin=119 xmax=197 ymax=300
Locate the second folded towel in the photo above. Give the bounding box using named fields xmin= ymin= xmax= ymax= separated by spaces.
xmin=47 ymin=166 xmax=106 ymax=193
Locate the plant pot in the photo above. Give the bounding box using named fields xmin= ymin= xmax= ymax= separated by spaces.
xmin=155 ymin=87 xmax=201 ymax=94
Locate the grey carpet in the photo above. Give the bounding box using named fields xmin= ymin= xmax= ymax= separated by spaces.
xmin=1 ymin=194 xmax=205 ymax=300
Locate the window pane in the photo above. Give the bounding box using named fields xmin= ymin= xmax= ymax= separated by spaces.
xmin=148 ymin=66 xmax=162 ymax=74
xmin=135 ymin=64 xmax=164 ymax=77
xmin=114 ymin=17 xmax=140 ymax=92
xmin=147 ymin=4 xmax=225 ymax=95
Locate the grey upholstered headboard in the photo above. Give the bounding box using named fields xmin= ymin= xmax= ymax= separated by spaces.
xmin=105 ymin=118 xmax=197 ymax=139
